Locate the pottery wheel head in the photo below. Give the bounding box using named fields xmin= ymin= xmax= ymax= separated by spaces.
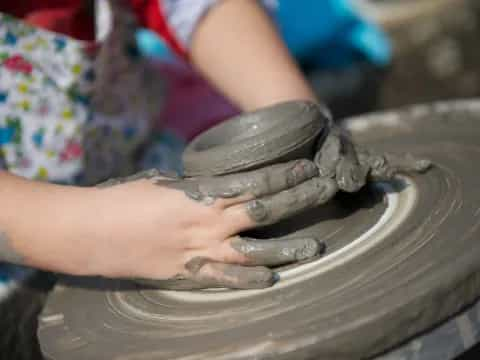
xmin=39 ymin=100 xmax=480 ymax=360
xmin=182 ymin=100 xmax=329 ymax=177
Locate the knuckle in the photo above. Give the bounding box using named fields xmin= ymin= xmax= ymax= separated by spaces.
xmin=287 ymin=159 xmax=317 ymax=186
xmin=245 ymin=199 xmax=270 ymax=223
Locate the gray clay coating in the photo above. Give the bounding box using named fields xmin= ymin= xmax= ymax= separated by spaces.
xmin=182 ymin=101 xmax=329 ymax=177
xmin=185 ymin=100 xmax=431 ymax=195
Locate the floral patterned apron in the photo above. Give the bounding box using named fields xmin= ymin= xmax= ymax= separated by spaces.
xmin=0 ymin=0 xmax=165 ymax=185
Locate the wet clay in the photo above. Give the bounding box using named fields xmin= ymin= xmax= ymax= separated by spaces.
xmin=137 ymin=258 xmax=278 ymax=291
xmin=183 ymin=99 xmax=429 ymax=204
xmin=314 ymin=125 xmax=431 ymax=193
xmin=182 ymin=101 xmax=329 ymax=177
xmin=39 ymin=100 xmax=480 ymax=359
xmin=244 ymin=177 xmax=338 ymax=225
xmin=162 ymin=159 xmax=319 ymax=209
xmin=230 ymin=236 xmax=324 ymax=266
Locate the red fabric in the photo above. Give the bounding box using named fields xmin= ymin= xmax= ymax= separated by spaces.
xmin=1 ymin=1 xmax=95 ymax=41
xmin=3 ymin=54 xmax=34 ymax=75
xmin=130 ymin=0 xmax=187 ymax=58
xmin=0 ymin=1 xmax=187 ymax=57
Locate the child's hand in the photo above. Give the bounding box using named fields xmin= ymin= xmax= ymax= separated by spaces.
xmin=86 ymin=160 xmax=336 ymax=290
xmin=315 ymin=126 xmax=432 ymax=193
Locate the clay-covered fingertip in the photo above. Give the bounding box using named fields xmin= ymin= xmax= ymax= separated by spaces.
xmin=242 ymin=267 xmax=276 ymax=289
xmin=295 ymin=238 xmax=321 ymax=261
xmin=337 ymin=167 xmax=367 ymax=193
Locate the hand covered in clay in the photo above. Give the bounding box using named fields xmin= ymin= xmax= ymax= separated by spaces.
xmin=315 ymin=125 xmax=432 ymax=192
xmin=95 ymin=160 xmax=337 ymax=290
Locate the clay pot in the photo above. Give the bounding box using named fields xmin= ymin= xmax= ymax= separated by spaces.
xmin=182 ymin=101 xmax=329 ymax=177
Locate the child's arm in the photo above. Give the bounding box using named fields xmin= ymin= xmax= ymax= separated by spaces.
xmin=189 ymin=0 xmax=317 ymax=111
xmin=0 ymin=162 xmax=328 ymax=289
xmin=0 ymin=171 xmax=95 ymax=273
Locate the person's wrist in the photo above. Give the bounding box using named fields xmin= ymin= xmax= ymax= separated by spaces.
xmin=23 ymin=184 xmax=101 ymax=275
xmin=59 ymin=185 xmax=118 ymax=276
xmin=76 ymin=182 xmax=144 ymax=278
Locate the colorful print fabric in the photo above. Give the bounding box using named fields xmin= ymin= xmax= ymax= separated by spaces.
xmin=0 ymin=13 xmax=91 ymax=182
xmin=0 ymin=5 xmax=163 ymax=185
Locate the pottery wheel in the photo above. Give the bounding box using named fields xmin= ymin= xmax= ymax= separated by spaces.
xmin=39 ymin=100 xmax=480 ymax=359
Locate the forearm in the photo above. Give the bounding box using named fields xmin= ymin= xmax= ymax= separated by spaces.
xmin=190 ymin=0 xmax=317 ymax=111
xmin=0 ymin=171 xmax=94 ymax=274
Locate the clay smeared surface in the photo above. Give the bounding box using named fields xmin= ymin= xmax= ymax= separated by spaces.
xmin=39 ymin=100 xmax=480 ymax=359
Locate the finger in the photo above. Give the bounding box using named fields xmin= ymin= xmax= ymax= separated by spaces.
xmin=198 ymin=159 xmax=319 ymax=205
xmin=226 ymin=177 xmax=338 ymax=230
xmin=133 ymin=257 xmax=277 ymax=290
xmin=334 ymin=139 xmax=368 ymax=193
xmin=314 ymin=132 xmax=341 ymax=178
xmin=227 ymin=236 xmax=325 ymax=267
xmin=158 ymin=160 xmax=318 ymax=207
xmin=315 ymin=130 xmax=367 ymax=192
xmin=186 ymin=257 xmax=277 ymax=289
